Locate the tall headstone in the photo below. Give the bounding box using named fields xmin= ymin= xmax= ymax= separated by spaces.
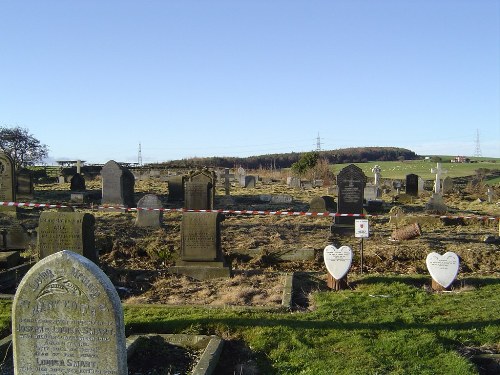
xmin=37 ymin=212 xmax=97 ymax=263
xmin=406 ymin=173 xmax=419 ymax=197
xmin=236 ymin=167 xmax=246 ymax=187
xmin=442 ymin=176 xmax=453 ymax=194
xmin=70 ymin=173 xmax=86 ymax=192
xmin=135 ymin=194 xmax=162 ymax=227
xmin=0 ymin=152 xmax=16 ymax=203
xmin=170 ymin=212 xmax=231 ymax=280
xmin=371 ymin=165 xmax=382 ymax=194
xmin=101 ymin=160 xmax=135 ymax=207
xmin=12 ymin=250 xmax=127 ymax=374
xmin=167 ymin=175 xmax=185 ymax=201
xmin=332 ymin=164 xmax=366 ymax=234
xmin=16 ymin=168 xmax=34 ymax=199
xmin=184 ymin=169 xmax=216 ymax=210
xmin=418 ymin=177 xmax=425 ymax=193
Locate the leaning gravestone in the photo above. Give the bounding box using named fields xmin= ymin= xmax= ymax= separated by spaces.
xmin=170 ymin=212 xmax=231 ymax=280
xmin=135 ymin=194 xmax=162 ymax=227
xmin=101 ymin=160 xmax=135 ymax=207
xmin=12 ymin=250 xmax=127 ymax=374
xmin=406 ymin=173 xmax=419 ymax=197
xmin=426 ymin=251 xmax=459 ymax=291
xmin=37 ymin=212 xmax=97 ymax=263
xmin=332 ymin=164 xmax=366 ymax=234
xmin=0 ymin=152 xmax=16 ymax=203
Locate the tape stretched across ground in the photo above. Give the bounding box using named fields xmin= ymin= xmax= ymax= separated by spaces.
xmin=1 ymin=201 xmax=499 ymax=221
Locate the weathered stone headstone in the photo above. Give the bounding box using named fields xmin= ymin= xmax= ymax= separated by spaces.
xmin=418 ymin=177 xmax=425 ymax=193
xmin=101 ymin=160 xmax=135 ymax=207
xmin=406 ymin=173 xmax=419 ymax=197
xmin=184 ymin=169 xmax=216 ymax=210
xmin=442 ymin=176 xmax=453 ymax=194
xmin=135 ymin=194 xmax=162 ymax=227
xmin=170 ymin=212 xmax=230 ymax=280
xmin=37 ymin=212 xmax=97 ymax=263
xmin=309 ymin=196 xmax=327 ymax=213
xmin=332 ymin=164 xmax=366 ymax=233
xmin=363 ymin=184 xmax=378 ymax=202
xmin=0 ymin=152 xmax=16 ymax=203
xmin=70 ymin=173 xmax=86 ymax=192
xmin=12 ymin=250 xmax=127 ymax=374
xmin=2 ymin=223 xmax=31 ymax=250
xmin=236 ymin=167 xmax=246 ymax=187
xmin=16 ymin=168 xmax=34 ymax=199
xmin=167 ymin=175 xmax=185 ymax=201
xmin=487 ymin=188 xmax=494 ymax=203
xmin=287 ymin=176 xmax=301 ymax=189
xmin=244 ymin=175 xmax=256 ymax=188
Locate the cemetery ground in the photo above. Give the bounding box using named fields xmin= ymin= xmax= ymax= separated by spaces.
xmin=0 ymin=162 xmax=499 ymax=374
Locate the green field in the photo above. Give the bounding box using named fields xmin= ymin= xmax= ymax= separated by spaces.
xmin=331 ymin=159 xmax=499 ymax=182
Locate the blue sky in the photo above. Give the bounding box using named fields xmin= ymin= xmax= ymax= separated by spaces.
xmin=1 ymin=0 xmax=499 ymax=164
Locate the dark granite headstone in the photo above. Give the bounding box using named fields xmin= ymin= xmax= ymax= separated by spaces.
xmin=70 ymin=172 xmax=86 ymax=192
xmin=244 ymin=175 xmax=256 ymax=188
xmin=101 ymin=160 xmax=135 ymax=207
xmin=167 ymin=175 xmax=185 ymax=201
xmin=406 ymin=174 xmax=419 ymax=197
xmin=135 ymin=194 xmax=162 ymax=227
xmin=0 ymin=152 xmax=15 ymax=202
xmin=13 ymin=250 xmax=127 ymax=374
xmin=16 ymin=168 xmax=34 ymax=199
xmin=332 ymin=164 xmax=366 ymax=233
xmin=184 ymin=169 xmax=216 ymax=210
xmin=37 ymin=212 xmax=97 ymax=263
xmin=170 ymin=212 xmax=230 ymax=280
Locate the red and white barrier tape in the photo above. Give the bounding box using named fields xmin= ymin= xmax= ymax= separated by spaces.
xmin=2 ymin=201 xmax=499 ymax=220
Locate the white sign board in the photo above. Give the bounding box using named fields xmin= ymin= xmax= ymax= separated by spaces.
xmin=355 ymin=219 xmax=369 ymax=238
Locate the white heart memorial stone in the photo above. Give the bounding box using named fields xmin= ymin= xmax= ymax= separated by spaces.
xmin=426 ymin=251 xmax=459 ymax=288
xmin=323 ymin=245 xmax=352 ymax=280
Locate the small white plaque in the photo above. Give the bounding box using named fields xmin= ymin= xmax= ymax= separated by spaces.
xmin=426 ymin=251 xmax=459 ymax=288
xmin=355 ymin=219 xmax=369 ymax=238
xmin=323 ymin=245 xmax=352 ymax=280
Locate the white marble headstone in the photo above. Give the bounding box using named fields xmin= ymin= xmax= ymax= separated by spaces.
xmin=323 ymin=245 xmax=352 ymax=280
xmin=426 ymin=251 xmax=459 ymax=288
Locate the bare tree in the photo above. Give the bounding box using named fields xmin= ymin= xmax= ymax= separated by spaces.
xmin=0 ymin=126 xmax=49 ymax=170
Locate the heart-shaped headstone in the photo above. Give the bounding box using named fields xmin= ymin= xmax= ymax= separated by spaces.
xmin=426 ymin=252 xmax=459 ymax=288
xmin=324 ymin=245 xmax=352 ymax=280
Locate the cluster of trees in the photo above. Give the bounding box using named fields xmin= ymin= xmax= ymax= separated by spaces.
xmin=157 ymin=147 xmax=418 ymax=169
xmin=0 ymin=126 xmax=49 ymax=170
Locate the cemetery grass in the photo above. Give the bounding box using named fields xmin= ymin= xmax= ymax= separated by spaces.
xmin=5 ymin=168 xmax=500 ymax=374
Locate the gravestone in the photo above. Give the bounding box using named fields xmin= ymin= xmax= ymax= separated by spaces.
xmin=244 ymin=175 xmax=256 ymax=188
xmin=2 ymin=223 xmax=31 ymax=250
xmin=16 ymin=168 xmax=34 ymax=199
xmin=70 ymin=173 xmax=86 ymax=192
xmin=442 ymin=176 xmax=453 ymax=194
xmin=332 ymin=164 xmax=366 ymax=234
xmin=236 ymin=167 xmax=246 ymax=187
xmin=184 ymin=169 xmax=216 ymax=210
xmin=287 ymin=176 xmax=301 ymax=189
xmin=170 ymin=212 xmax=231 ymax=280
xmin=426 ymin=251 xmax=459 ymax=291
xmin=0 ymin=152 xmax=16 ymax=203
xmin=324 ymin=245 xmax=352 ymax=290
xmin=37 ymin=212 xmax=97 ymax=263
xmin=101 ymin=160 xmax=135 ymax=207
xmin=431 ymin=162 xmax=447 ymax=194
xmin=406 ymin=174 xmax=419 ymax=197
xmin=363 ymin=184 xmax=378 ymax=202
xmin=12 ymin=250 xmax=127 ymax=374
xmin=167 ymin=175 xmax=185 ymax=201
xmin=371 ymin=165 xmax=382 ymax=188
xmin=309 ymin=196 xmax=327 ymax=213
xmin=258 ymin=194 xmax=293 ymax=204
xmin=135 ymin=194 xmax=162 ymax=227
xmin=418 ymin=177 xmax=425 ymax=193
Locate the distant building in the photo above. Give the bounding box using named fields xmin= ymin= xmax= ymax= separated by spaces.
xmin=451 ymin=156 xmax=470 ymax=163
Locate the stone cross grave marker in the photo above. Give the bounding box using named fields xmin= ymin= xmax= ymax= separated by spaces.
xmin=0 ymin=152 xmax=16 ymax=203
xmin=12 ymin=250 xmax=127 ymax=374
xmin=332 ymin=164 xmax=366 ymax=233
xmin=37 ymin=212 xmax=97 ymax=263
xmin=430 ymin=162 xmax=447 ymax=194
xmin=135 ymin=194 xmax=162 ymax=227
xmin=101 ymin=160 xmax=135 ymax=207
xmin=371 ymin=165 xmax=381 ymax=188
xmin=426 ymin=251 xmax=459 ymax=290
xmin=405 ymin=174 xmax=419 ymax=197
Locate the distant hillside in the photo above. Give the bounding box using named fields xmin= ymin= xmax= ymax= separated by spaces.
xmin=152 ymin=147 xmax=418 ymax=169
